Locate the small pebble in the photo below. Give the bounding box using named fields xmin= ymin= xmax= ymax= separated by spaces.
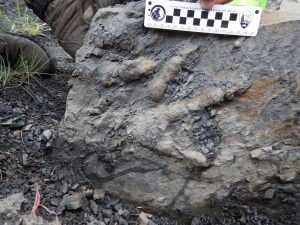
xmin=263 ymin=189 xmax=275 ymax=199
xmin=233 ymin=40 xmax=241 ymax=48
xmin=118 ymin=209 xmax=129 ymax=218
xmin=61 ymin=182 xmax=69 ymax=194
xmin=42 ymin=129 xmax=52 ymax=140
xmin=102 ymin=209 xmax=113 ymax=218
xmin=90 ymin=200 xmax=99 ymax=214
xmin=22 ymin=153 xmax=28 ymax=166
xmin=94 ymin=188 xmax=105 ymax=201
xmin=71 ymin=183 xmax=80 ymax=190
xmin=65 ymin=192 xmax=85 ymax=210
xmin=50 ymin=198 xmax=60 ymax=206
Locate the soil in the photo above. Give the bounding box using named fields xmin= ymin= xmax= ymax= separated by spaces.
xmin=0 ymin=1 xmax=299 ymax=225
xmin=0 ymin=1 xmax=169 ymax=224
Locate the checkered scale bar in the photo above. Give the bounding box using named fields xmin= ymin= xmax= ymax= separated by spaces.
xmin=144 ymin=0 xmax=263 ymax=36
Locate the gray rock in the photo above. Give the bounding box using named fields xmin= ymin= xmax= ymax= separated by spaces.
xmin=71 ymin=183 xmax=80 ymax=190
xmin=118 ymin=209 xmax=129 ymax=218
xmin=113 ymin=203 xmax=122 ymax=212
xmin=93 ymin=188 xmax=105 ymax=201
xmin=64 ymin=192 xmax=85 ymax=210
xmin=102 ymin=209 xmax=113 ymax=218
xmin=57 ymin=0 xmax=300 ymax=218
xmin=263 ymin=189 xmax=276 ymax=199
xmin=60 ymin=182 xmax=69 ymax=194
xmin=20 ymin=215 xmax=61 ymax=225
xmin=104 ymin=218 xmax=110 ymax=224
xmin=0 ymin=102 xmax=12 ymax=116
xmin=50 ymin=198 xmax=61 ymax=207
xmin=138 ymin=212 xmax=154 ymax=225
xmin=22 ymin=153 xmax=28 ymax=166
xmin=0 ymin=192 xmax=26 ymax=215
xmin=2 ymin=117 xmax=25 ymax=129
xmin=119 ymin=218 xmax=129 ymax=225
xmin=90 ymin=200 xmax=99 ymax=214
xmin=42 ymin=129 xmax=52 ymax=140
xmin=87 ymin=220 xmax=106 ymax=225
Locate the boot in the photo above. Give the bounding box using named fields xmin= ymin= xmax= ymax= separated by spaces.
xmin=25 ymin=0 xmax=126 ymax=58
xmin=0 ymin=33 xmax=51 ymax=74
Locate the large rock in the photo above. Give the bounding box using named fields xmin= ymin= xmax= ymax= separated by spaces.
xmin=58 ymin=0 xmax=300 ymax=218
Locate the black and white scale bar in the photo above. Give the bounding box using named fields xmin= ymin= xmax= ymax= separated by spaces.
xmin=144 ymin=0 xmax=262 ymax=36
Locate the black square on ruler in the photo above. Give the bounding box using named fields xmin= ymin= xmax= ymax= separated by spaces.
xmin=166 ymin=16 xmax=173 ymax=23
xmin=193 ymin=18 xmax=200 ymax=26
xmin=179 ymin=17 xmax=187 ymax=24
xmin=221 ymin=20 xmax=229 ymax=28
xmin=215 ymin=12 xmax=223 ymax=20
xmin=187 ymin=10 xmax=195 ymax=18
xmin=174 ymin=9 xmax=181 ymax=16
xmin=229 ymin=13 xmax=238 ymax=21
xmin=201 ymin=11 xmax=209 ymax=19
xmin=207 ymin=19 xmax=214 ymax=27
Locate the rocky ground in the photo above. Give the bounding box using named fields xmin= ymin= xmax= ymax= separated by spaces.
xmin=0 ymin=0 xmax=299 ymax=225
xmin=0 ymin=1 xmax=179 ymax=224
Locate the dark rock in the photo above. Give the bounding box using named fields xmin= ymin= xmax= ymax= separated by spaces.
xmin=263 ymin=189 xmax=276 ymax=199
xmin=57 ymin=0 xmax=300 ymax=219
xmin=0 ymin=102 xmax=13 ymax=116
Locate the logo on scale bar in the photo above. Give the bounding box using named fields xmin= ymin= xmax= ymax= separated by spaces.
xmin=240 ymin=11 xmax=253 ymax=29
xmin=150 ymin=5 xmax=166 ymax=21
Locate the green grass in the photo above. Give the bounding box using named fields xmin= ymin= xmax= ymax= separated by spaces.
xmin=0 ymin=1 xmax=53 ymax=98
xmin=0 ymin=0 xmax=49 ymax=36
xmin=0 ymin=51 xmax=49 ymax=98
xmin=12 ymin=0 xmax=49 ymax=36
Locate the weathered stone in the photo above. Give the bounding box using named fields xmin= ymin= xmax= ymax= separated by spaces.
xmin=263 ymin=189 xmax=275 ymax=199
xmin=102 ymin=209 xmax=113 ymax=218
xmin=42 ymin=129 xmax=52 ymax=140
xmin=64 ymin=193 xmax=85 ymax=210
xmin=138 ymin=212 xmax=154 ymax=225
xmin=93 ymin=188 xmax=105 ymax=201
xmin=57 ymin=0 xmax=300 ymax=218
xmin=20 ymin=215 xmax=61 ymax=225
xmin=90 ymin=200 xmax=99 ymax=214
xmin=0 ymin=193 xmax=26 ymax=215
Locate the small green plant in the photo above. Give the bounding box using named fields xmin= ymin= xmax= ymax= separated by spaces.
xmin=1 ymin=0 xmax=48 ymax=36
xmin=0 ymin=50 xmax=50 ymax=98
xmin=0 ymin=56 xmax=12 ymax=86
xmin=11 ymin=0 xmax=49 ymax=36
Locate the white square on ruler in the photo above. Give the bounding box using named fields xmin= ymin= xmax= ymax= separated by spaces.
xmin=222 ymin=12 xmax=230 ymax=20
xmin=214 ymin=20 xmax=222 ymax=28
xmin=194 ymin=10 xmax=202 ymax=19
xmin=173 ymin=16 xmax=180 ymax=25
xmin=186 ymin=17 xmax=194 ymax=26
xmin=208 ymin=11 xmax=216 ymax=19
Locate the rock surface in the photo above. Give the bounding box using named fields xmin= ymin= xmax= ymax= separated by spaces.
xmin=58 ymin=0 xmax=300 ymax=218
